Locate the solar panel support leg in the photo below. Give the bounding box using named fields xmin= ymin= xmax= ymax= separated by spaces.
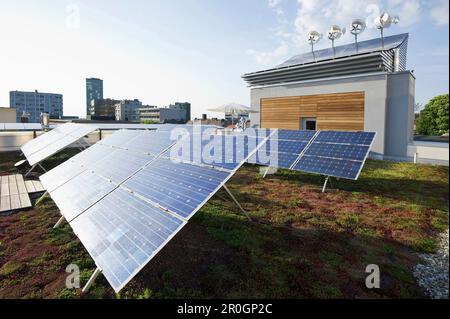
xmin=82 ymin=267 xmax=101 ymax=293
xmin=322 ymin=176 xmax=330 ymax=193
xmin=263 ymin=167 xmax=270 ymax=178
xmin=36 ymin=191 xmax=48 ymax=205
xmin=25 ymin=164 xmax=37 ymax=177
xmin=38 ymin=163 xmax=47 ymax=173
xmin=223 ymin=185 xmax=252 ymax=221
xmin=53 ymin=216 xmax=65 ymax=228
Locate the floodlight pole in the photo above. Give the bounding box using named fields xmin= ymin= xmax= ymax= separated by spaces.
xmin=82 ymin=267 xmax=101 ymax=293
xmin=223 ymin=185 xmax=252 ymax=221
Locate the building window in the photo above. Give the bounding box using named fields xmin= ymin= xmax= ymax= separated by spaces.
xmin=301 ymin=117 xmax=316 ymax=130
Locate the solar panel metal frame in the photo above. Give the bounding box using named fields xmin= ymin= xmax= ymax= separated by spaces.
xmin=289 ymin=130 xmax=376 ymax=180
xmin=41 ymin=128 xmax=274 ymax=292
xmin=21 ymin=123 xmax=99 ymax=166
xmin=244 ymin=129 xmax=376 ymax=180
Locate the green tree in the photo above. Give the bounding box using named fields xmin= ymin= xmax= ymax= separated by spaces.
xmin=416 ymin=94 xmax=449 ymax=136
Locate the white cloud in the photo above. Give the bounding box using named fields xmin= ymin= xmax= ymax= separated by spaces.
xmin=267 ymin=0 xmax=284 ymax=15
xmin=430 ymin=0 xmax=449 ymax=26
xmin=248 ymin=0 xmax=426 ymax=66
xmin=268 ymin=0 xmax=281 ymax=8
xmin=246 ymin=42 xmax=290 ymax=66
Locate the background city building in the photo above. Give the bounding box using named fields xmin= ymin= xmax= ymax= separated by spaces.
xmin=86 ymin=78 xmax=103 ymax=117
xmin=137 ymin=105 xmax=187 ymax=123
xmin=169 ymin=102 xmax=191 ymax=122
xmin=9 ymin=90 xmax=63 ymax=123
xmin=115 ymin=99 xmax=143 ymax=122
xmin=0 ymin=108 xmax=16 ymax=123
xmin=89 ymin=98 xmax=120 ymax=121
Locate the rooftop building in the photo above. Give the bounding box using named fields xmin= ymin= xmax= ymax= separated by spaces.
xmin=242 ymin=33 xmax=415 ymax=161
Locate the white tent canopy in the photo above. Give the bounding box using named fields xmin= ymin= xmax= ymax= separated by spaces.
xmin=208 ymin=103 xmax=258 ymax=125
xmin=208 ymin=102 xmax=258 ymax=114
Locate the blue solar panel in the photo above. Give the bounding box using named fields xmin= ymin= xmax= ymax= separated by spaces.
xmin=120 ymin=131 xmax=178 ymax=155
xmin=275 ymin=129 xmax=316 ymax=141
xmin=293 ymin=155 xmax=362 ymax=180
xmin=90 ymin=149 xmax=153 ymax=184
xmin=70 ymin=188 xmax=185 ymax=292
xmin=49 ymin=170 xmax=118 ymax=222
xmin=166 ymin=134 xmax=265 ymax=170
xmin=314 ymin=131 xmax=375 ymax=146
xmin=98 ymin=129 xmax=142 ymax=147
xmin=122 ymin=157 xmax=230 ymax=219
xmin=245 ymin=129 xmax=375 ymax=179
xmin=248 ymin=151 xmax=300 ymax=169
xmin=303 ymin=143 xmax=369 ymax=161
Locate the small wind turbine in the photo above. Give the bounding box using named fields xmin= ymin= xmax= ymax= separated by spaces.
xmin=350 ymin=19 xmax=366 ymax=53
xmin=374 ymin=12 xmax=400 ymax=48
xmin=307 ymin=30 xmax=322 ymax=61
xmin=327 ymin=25 xmax=346 ymax=58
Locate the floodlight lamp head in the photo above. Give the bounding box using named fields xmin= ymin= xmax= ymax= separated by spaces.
xmin=350 ymin=19 xmax=366 ymax=35
xmin=307 ymin=31 xmax=322 ymax=44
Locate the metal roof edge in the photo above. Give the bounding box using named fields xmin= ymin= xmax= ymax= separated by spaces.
xmin=248 ymin=71 xmax=388 ymax=89
xmin=242 ymin=33 xmax=409 ymax=78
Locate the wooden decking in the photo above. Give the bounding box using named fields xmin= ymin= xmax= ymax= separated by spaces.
xmin=0 ymin=175 xmax=44 ymax=213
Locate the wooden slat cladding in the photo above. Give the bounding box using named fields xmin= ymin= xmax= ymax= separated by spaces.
xmin=260 ymin=92 xmax=365 ymax=131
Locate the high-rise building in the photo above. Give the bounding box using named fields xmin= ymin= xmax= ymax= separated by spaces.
xmin=86 ymin=78 xmax=103 ymax=116
xmin=9 ymin=90 xmax=63 ymax=123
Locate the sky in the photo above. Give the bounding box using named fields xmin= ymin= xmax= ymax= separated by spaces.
xmin=0 ymin=0 xmax=448 ymax=119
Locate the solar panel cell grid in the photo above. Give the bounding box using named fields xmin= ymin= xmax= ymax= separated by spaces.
xmin=314 ymin=131 xmax=375 ymax=146
xmin=294 ymin=155 xmax=362 ymax=180
xmin=304 ymin=143 xmax=369 ymax=161
xmin=70 ymin=188 xmax=185 ymax=292
xmin=50 ymin=170 xmax=118 ymax=222
xmin=122 ymin=157 xmax=229 ymax=219
xmin=275 ymin=129 xmax=316 ymax=141
xmin=120 ymin=131 xmax=176 ymax=155
xmin=166 ymin=135 xmax=266 ymax=171
xmin=248 ymin=151 xmax=300 ymax=169
xmin=90 ymin=149 xmax=153 ymax=184
xmin=97 ymin=129 xmax=143 ymax=148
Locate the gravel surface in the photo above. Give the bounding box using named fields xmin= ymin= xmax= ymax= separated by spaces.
xmin=414 ymin=229 xmax=449 ymax=299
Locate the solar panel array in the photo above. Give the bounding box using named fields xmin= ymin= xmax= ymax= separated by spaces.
xmin=0 ymin=123 xmax=49 ymax=131
xmin=246 ymin=129 xmax=376 ymax=180
xmin=40 ymin=128 xmax=270 ymax=292
xmin=294 ymin=131 xmax=375 ymax=180
xmin=21 ymin=123 xmax=98 ymax=166
xmin=247 ymin=129 xmax=315 ymax=169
